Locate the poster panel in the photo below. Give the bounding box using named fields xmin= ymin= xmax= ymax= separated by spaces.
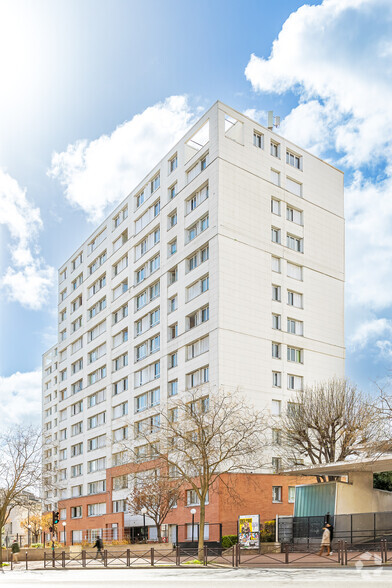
xmin=238 ymin=514 xmax=260 ymax=549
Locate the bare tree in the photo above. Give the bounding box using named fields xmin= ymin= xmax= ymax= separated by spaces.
xmin=0 ymin=426 xmax=43 ymax=564
xmin=131 ymin=387 xmax=267 ymax=558
xmin=127 ymin=474 xmax=181 ymax=543
xmin=280 ymin=378 xmax=381 ymax=480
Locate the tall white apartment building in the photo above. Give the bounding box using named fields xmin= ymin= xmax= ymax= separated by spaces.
xmin=42 ymin=101 xmax=344 ymax=520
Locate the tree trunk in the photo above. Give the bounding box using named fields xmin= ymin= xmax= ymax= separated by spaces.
xmin=198 ymin=500 xmax=205 ymax=562
xmin=157 ymin=523 xmax=162 ymax=543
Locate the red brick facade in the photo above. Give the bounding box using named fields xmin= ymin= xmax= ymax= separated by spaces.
xmin=58 ymin=463 xmax=309 ymax=544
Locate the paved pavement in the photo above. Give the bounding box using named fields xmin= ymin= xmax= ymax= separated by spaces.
xmin=2 ymin=567 xmax=392 ymax=587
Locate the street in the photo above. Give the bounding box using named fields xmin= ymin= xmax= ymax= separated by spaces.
xmin=2 ymin=567 xmax=392 ymax=587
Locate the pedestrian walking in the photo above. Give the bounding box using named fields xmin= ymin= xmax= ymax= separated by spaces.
xmin=326 ymin=522 xmax=334 ymax=553
xmin=93 ymin=536 xmax=104 ymax=559
xmin=318 ymin=525 xmax=331 ymax=557
xmin=11 ymin=540 xmax=20 ymax=563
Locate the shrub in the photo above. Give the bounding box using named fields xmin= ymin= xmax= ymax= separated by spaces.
xmin=221 ymin=535 xmax=238 ymax=549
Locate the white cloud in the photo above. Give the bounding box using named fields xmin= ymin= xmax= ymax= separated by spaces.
xmin=243 ymin=108 xmax=268 ymax=125
xmin=48 ymin=95 xmax=201 ymax=223
xmin=0 ymin=369 xmax=42 ymax=428
xmin=348 ymin=318 xmax=392 ymax=351
xmin=244 ymin=0 xmax=392 ymax=370
xmin=0 ymin=169 xmax=55 ymax=310
xmin=245 ymin=0 xmax=392 ymax=167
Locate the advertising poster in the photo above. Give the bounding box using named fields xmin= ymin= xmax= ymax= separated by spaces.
xmin=238 ymin=514 xmax=260 ymax=549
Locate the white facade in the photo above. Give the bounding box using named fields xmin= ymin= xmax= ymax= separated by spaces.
xmin=42 ymin=101 xmax=345 ymax=510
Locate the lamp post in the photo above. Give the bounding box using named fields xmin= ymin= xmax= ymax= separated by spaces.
xmin=62 ymin=522 xmax=67 ymax=546
xmin=27 ymin=524 xmax=31 ymax=547
xmin=190 ymin=509 xmax=196 ymax=544
xmin=141 ymin=507 xmax=147 ymax=542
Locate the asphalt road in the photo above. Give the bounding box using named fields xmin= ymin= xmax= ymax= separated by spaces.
xmin=2 ymin=567 xmax=392 ymax=587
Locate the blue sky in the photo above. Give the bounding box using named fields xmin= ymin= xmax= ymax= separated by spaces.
xmin=0 ymin=0 xmax=390 ymax=425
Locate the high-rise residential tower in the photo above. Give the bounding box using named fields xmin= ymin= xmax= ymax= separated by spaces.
xmin=42 ymin=101 xmax=344 ymax=543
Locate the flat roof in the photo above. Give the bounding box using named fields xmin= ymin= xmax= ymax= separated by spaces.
xmin=283 ymin=455 xmax=392 ymax=476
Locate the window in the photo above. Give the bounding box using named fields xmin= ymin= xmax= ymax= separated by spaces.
xmin=271 ymin=199 xmax=281 ymax=215
xmin=113 ymin=352 xmax=128 ymax=371
xmin=88 ymin=365 xmax=107 ymax=385
xmin=286 ymin=150 xmax=302 ymax=169
xmin=187 ymin=153 xmax=209 ymax=183
xmin=186 ymin=366 xmax=209 ymax=389
xmin=185 ymin=184 xmax=209 ymax=215
xmin=112 ymin=499 xmax=127 ymax=513
xmin=287 ymin=375 xmax=303 ymax=391
xmin=60 ymin=288 xmax=67 ymax=302
xmin=169 ymin=352 xmax=178 ymax=368
xmin=271 ymin=227 xmax=281 ymax=244
xmin=286 ymin=177 xmax=302 ymax=197
xmin=271 ymin=256 xmax=281 ymax=273
xmin=88 ymin=228 xmax=107 ymax=254
xmin=168 ymin=380 xmax=178 ymax=397
xmin=272 ymin=314 xmax=281 ymax=330
xmin=287 ymin=318 xmax=303 ymax=336
xmin=186 ymin=215 xmax=209 ymax=243
xmin=169 ymin=323 xmax=178 ymax=340
xmin=186 ymin=523 xmax=209 ymax=541
xmin=72 ymin=357 xmax=83 ymax=374
xmin=71 ymin=421 xmax=83 ymax=436
xmin=253 ymin=131 xmax=264 ymax=148
xmin=272 ymin=486 xmax=282 ymax=502
xmin=286 ymin=206 xmax=303 ymax=225
xmin=88 ymin=297 xmax=106 ymax=320
xmin=88 ymin=274 xmax=106 ymax=298
xmin=71 ymin=400 xmax=83 ymax=416
xmin=88 ymin=434 xmax=106 ymax=451
xmin=71 ymin=380 xmax=83 ymax=395
xmin=169 ymin=296 xmax=177 ymax=313
xmin=169 ymin=154 xmax=178 ymax=173
xmin=88 ymin=389 xmax=106 ymax=408
xmin=288 ymin=486 xmax=296 ymax=503
xmin=272 ymin=371 xmax=281 ymax=387
xmin=287 ymin=234 xmax=303 ymax=253
xmin=113 ymin=377 xmax=128 ymax=396
xmin=113 ymin=328 xmax=128 ymax=348
xmin=168 ymin=210 xmax=177 ymax=228
xmin=186 ymin=489 xmax=209 ymax=506
xmin=88 ymin=480 xmax=106 ymax=495
xmin=71 ymin=442 xmax=83 ymax=457
xmin=287 ymin=347 xmax=303 ymax=363
xmin=288 ymin=291 xmax=303 ymax=308
xmin=88 ymin=251 xmax=107 ymax=276
xmin=71 ymin=464 xmax=83 ymax=478
xmin=287 ymin=262 xmax=303 ymax=281
xmin=272 ymin=458 xmax=282 ymax=473
xmin=135 ymin=388 xmax=160 ymax=413
xmin=272 ymin=429 xmax=282 ymax=445
xmin=113 ymin=279 xmax=128 ymax=300
xmin=186 ymin=275 xmax=209 ymax=301
xmin=187 ymin=335 xmax=209 ymax=360
xmin=113 ymin=229 xmax=128 ymax=253
xmin=169 ymin=239 xmax=177 ymax=256
xmin=113 ymin=206 xmax=128 ymax=228
xmin=136 ymin=189 xmax=145 ymax=208
xmin=151 ymin=174 xmax=160 ymax=194
xmin=88 ymin=411 xmax=106 ymax=429
xmin=168 ymin=267 xmax=178 ymax=285
xmin=169 ymin=183 xmax=177 ymax=200
xmin=272 ymin=285 xmax=281 ymax=302
xmin=270 ymin=141 xmax=280 ymax=158
xmin=71 ymin=506 xmax=82 ymax=518
xmin=272 ymin=343 xmax=281 ymax=359
xmin=113 ymin=255 xmax=128 ymax=276
xmin=271 ymin=400 xmax=281 ymax=416
xmin=88 ymin=457 xmax=106 ymax=473
xmin=113 ymin=426 xmax=128 ymax=442
xmin=134 ymin=360 xmax=160 ymax=388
